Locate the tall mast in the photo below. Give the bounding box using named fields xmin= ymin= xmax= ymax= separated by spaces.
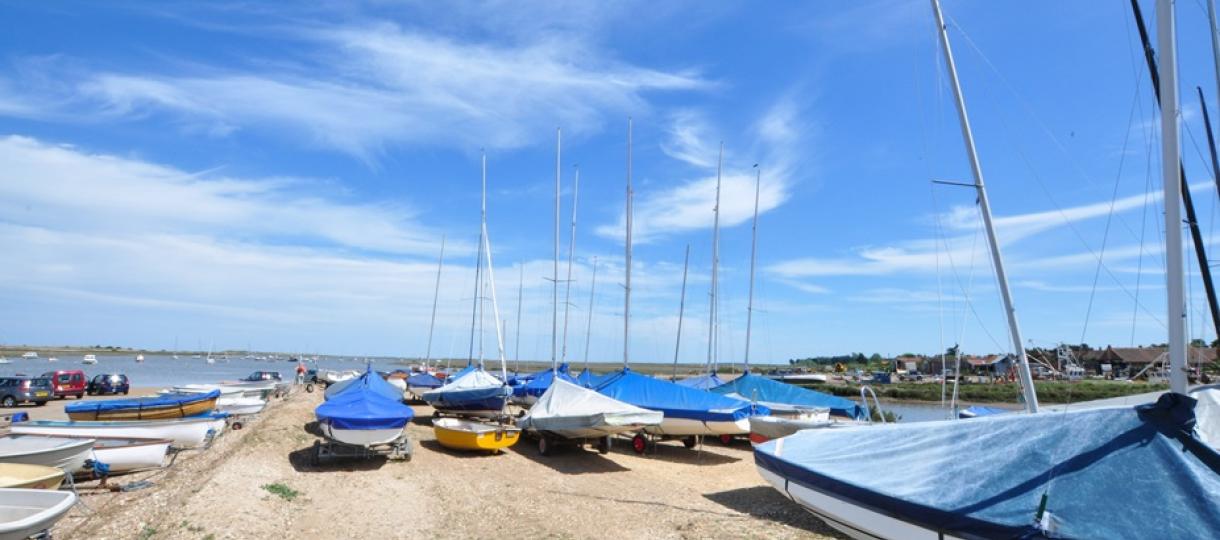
xmin=623 ymin=118 xmax=634 ymax=368
xmin=744 ymin=165 xmax=761 ymax=370
xmin=467 ymin=152 xmax=486 ymax=367
xmin=480 ymin=155 xmax=510 ymax=383
xmin=552 ymin=128 xmax=561 ymax=372
xmin=931 ymin=0 xmax=1038 ymax=412
xmin=1130 ymin=0 xmax=1220 ymax=344
xmin=673 ymin=244 xmax=690 ymax=379
xmin=561 ymin=167 xmax=580 ymax=364
xmin=1158 ymin=0 xmax=1188 ymax=394
xmin=583 ymin=256 xmax=598 ymax=376
xmin=514 ymin=265 xmax=523 ymax=375
xmin=1210 ymin=0 xmax=1220 ymax=111
xmin=424 ymin=234 xmax=446 ymax=371
xmin=706 ymin=143 xmax=724 ymax=374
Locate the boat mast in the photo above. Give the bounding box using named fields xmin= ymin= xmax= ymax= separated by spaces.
xmin=744 ymin=164 xmax=761 ymax=371
xmin=424 ymin=234 xmax=446 ymax=373
xmin=583 ymin=256 xmax=598 ymax=375
xmin=552 ymin=128 xmax=561 ymax=373
xmin=561 ymin=166 xmax=580 ymax=364
xmin=673 ymin=244 xmax=690 ymax=380
xmin=467 ymin=157 xmax=486 ymax=368
xmin=1201 ymin=86 xmax=1220 ymax=218
xmin=480 ymin=160 xmax=510 ymax=384
xmin=931 ymin=0 xmax=1038 ymax=412
xmin=514 ymin=265 xmax=524 ymax=375
xmin=1210 ymin=0 xmax=1220 ymax=111
xmin=1158 ymin=0 xmax=1188 ymax=394
xmin=624 ymin=118 xmax=633 ymax=368
xmin=706 ymin=143 xmax=724 ymax=375
xmin=1130 ymin=0 xmax=1220 ymax=344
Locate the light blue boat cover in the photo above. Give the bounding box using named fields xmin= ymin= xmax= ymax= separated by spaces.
xmin=595 ymin=368 xmax=769 ymax=422
xmin=675 ymin=373 xmax=726 ymax=390
xmin=755 ymin=393 xmax=1220 ymax=539
xmin=514 ymin=363 xmax=576 ymax=398
xmin=710 ymin=372 xmax=864 ymax=419
xmin=576 ymin=369 xmax=604 ymax=388
xmin=315 ymin=370 xmax=414 ymax=430
xmin=959 ymin=405 xmax=1009 ymax=419
xmin=66 ymin=390 xmax=221 ymax=414
xmin=406 ymin=372 xmax=444 ymax=390
xmin=325 ymin=366 xmax=402 ymax=402
xmin=447 ymin=363 xmax=477 ymax=381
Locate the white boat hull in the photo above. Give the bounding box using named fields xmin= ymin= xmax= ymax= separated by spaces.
xmin=644 ymin=417 xmax=750 ymax=437
xmin=758 ymin=467 xmax=963 ymax=540
xmin=11 ymin=417 xmax=224 ymax=449
xmin=92 ymin=438 xmax=172 ymax=473
xmin=321 ymin=425 xmax=403 ymax=447
xmin=0 ymin=436 xmax=94 ymax=473
xmin=215 ymin=396 xmax=266 ymax=416
xmin=0 ymin=489 xmax=76 ymax=540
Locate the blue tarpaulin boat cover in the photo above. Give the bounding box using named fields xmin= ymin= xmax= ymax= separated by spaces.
xmin=406 ymin=372 xmax=444 ymax=390
xmin=421 ymin=368 xmax=512 ymax=412
xmin=595 ymin=368 xmax=768 ymax=422
xmin=755 ymin=393 xmax=1220 ymax=539
xmin=959 ymin=405 xmax=1009 ymax=419
xmin=316 ymin=367 xmax=413 ymax=430
xmin=675 ymin=373 xmax=726 ymax=390
xmin=514 ymin=363 xmax=576 ymax=398
xmin=324 ymin=367 xmax=403 ymax=402
xmin=710 ymin=372 xmax=865 ymax=420
xmin=448 ymin=364 xmax=477 ymax=381
xmin=66 ymin=390 xmax=221 ymax=414
xmin=577 ymin=369 xmax=607 ymax=388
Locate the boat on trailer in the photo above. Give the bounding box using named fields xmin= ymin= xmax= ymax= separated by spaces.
xmin=0 ymin=489 xmax=76 ymax=540
xmin=313 ymin=368 xmax=413 ymax=463
xmin=519 ymin=378 xmax=662 ymax=455
xmin=10 ymin=415 xmax=225 ymax=449
xmin=595 ymin=368 xmax=768 ymax=443
xmin=421 ymin=368 xmax=512 ymax=419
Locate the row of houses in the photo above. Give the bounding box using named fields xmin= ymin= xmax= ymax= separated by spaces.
xmin=898 ymin=346 xmax=1216 ymax=380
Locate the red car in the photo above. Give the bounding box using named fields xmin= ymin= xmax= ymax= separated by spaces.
xmin=41 ymin=370 xmax=86 ymax=399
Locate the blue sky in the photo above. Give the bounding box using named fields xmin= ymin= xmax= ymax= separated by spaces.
xmin=1 ymin=1 xmax=1218 ymax=364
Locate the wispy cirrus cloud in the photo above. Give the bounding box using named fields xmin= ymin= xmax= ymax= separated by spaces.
xmin=597 ymin=97 xmax=805 ymax=242
xmin=0 ymin=22 xmax=707 ymax=161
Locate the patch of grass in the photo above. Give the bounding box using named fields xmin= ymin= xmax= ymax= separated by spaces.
xmin=261 ymin=482 xmax=300 ymax=501
xmin=822 ymin=380 xmax=1168 ymax=404
xmin=139 ymin=526 xmax=157 ymax=539
xmin=203 ymin=534 xmax=215 ymax=540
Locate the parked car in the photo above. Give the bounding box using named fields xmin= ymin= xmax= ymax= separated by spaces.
xmin=0 ymin=376 xmax=53 ymax=407
xmin=41 ymin=370 xmax=86 ymax=399
xmin=243 ymin=371 xmax=282 ymax=382
xmin=86 ymin=373 xmax=130 ymax=396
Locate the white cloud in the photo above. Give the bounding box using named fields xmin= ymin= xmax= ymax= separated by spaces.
xmin=597 ymin=98 xmax=803 ymax=242
xmin=2 ymin=22 xmax=707 ymax=160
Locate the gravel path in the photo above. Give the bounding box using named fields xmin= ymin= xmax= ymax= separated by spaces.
xmin=55 ymin=389 xmax=842 ymax=539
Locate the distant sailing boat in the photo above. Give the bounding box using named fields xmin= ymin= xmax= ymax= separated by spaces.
xmin=754 ymin=2 xmax=1220 ymax=538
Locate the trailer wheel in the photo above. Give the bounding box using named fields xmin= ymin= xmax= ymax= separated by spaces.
xmin=231 ymin=421 xmax=244 ymax=431
xmin=310 ymin=441 xmax=321 ymax=467
xmin=305 ymin=383 xmax=315 ymax=393
xmin=631 ymin=434 xmax=647 ymax=455
xmin=597 ymin=436 xmax=611 ymax=454
xmin=683 ymin=436 xmax=698 ymax=449
xmin=538 ymin=436 xmax=552 ymax=456
xmin=719 ymin=434 xmax=733 ymax=445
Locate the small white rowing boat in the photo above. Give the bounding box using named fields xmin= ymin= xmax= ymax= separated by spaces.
xmin=0 ymin=435 xmax=94 ymax=473
xmin=7 ymin=434 xmax=172 ymax=475
xmin=0 ymin=489 xmax=76 ymax=540
xmin=10 ymin=416 xmax=224 ymax=450
xmin=0 ymin=464 xmax=64 ymax=490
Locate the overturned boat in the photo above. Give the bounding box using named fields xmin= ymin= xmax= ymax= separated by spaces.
xmin=0 ymin=489 xmax=76 ymax=540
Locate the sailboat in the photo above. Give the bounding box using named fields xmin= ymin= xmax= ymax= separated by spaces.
xmin=755 ymin=2 xmax=1220 ymax=538
xmin=707 ymin=164 xmax=866 ymax=443
xmin=517 ymin=128 xmax=662 ymax=454
xmin=677 ymin=144 xmax=727 ymax=390
xmin=408 ymin=236 xmax=448 ymax=401
xmin=590 ymin=121 xmax=766 ymax=451
xmin=421 ymin=152 xmax=513 ymax=420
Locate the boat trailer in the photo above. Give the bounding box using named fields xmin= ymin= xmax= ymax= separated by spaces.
xmin=310 ymin=434 xmax=413 ymax=465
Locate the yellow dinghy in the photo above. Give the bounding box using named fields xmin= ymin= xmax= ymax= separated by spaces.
xmin=433 ymin=418 xmax=520 ymax=454
xmin=66 ymin=390 xmax=219 ymax=421
xmin=0 ymin=463 xmax=65 ymax=490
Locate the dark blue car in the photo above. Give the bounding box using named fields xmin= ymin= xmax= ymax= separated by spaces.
xmin=86 ymin=374 xmax=129 ymax=395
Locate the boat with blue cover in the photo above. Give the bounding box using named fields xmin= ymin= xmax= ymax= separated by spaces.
xmin=674 ymin=373 xmax=725 ymax=390
xmin=595 ymin=368 xmax=768 ymax=438
xmin=958 ymin=405 xmax=1009 ymax=419
xmin=405 ymin=372 xmax=444 ymax=399
xmin=314 ymin=367 xmax=414 ymax=448
xmin=512 ymin=363 xmax=576 ymax=406
xmin=66 ymin=390 xmax=220 ymax=421
xmin=421 ymin=368 xmax=512 ymax=418
xmin=710 ymin=371 xmax=864 ymax=420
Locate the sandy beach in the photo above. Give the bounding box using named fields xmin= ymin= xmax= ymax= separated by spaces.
xmin=37 ymin=388 xmax=840 ymax=539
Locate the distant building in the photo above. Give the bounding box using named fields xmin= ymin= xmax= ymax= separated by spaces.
xmin=965 ymin=354 xmax=1014 ymax=379
xmin=1080 ymin=346 xmax=1215 ymax=378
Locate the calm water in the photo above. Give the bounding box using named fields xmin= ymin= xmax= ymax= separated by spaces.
xmin=0 ymin=354 xmax=407 ymax=388
xmin=879 ymin=399 xmax=1023 ymax=422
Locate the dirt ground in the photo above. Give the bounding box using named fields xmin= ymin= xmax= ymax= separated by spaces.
xmin=49 ymin=388 xmax=842 ymax=539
